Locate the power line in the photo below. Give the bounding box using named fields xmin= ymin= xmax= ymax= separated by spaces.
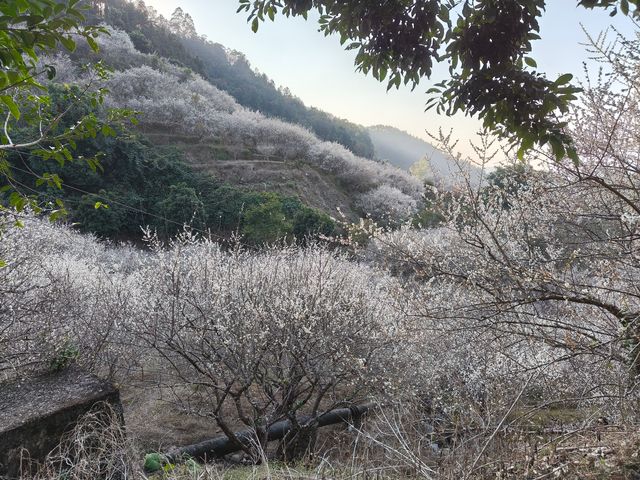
xmin=6 ymin=161 xmax=252 ymax=247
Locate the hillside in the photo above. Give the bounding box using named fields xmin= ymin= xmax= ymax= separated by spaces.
xmin=368 ymin=125 xmax=482 ymax=187
xmin=94 ymin=36 xmax=422 ymax=209
xmin=24 ymin=24 xmax=422 ymax=241
xmin=4 ymin=3 xmax=640 ymax=480
xmin=142 ymin=126 xmax=359 ymax=219
xmin=2 ymin=0 xmax=430 ymax=244
xmin=86 ymin=0 xmax=375 ymax=159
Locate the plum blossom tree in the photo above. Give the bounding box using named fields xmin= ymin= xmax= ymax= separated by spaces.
xmin=356 ymin=185 xmax=418 ymax=226
xmin=0 ymin=213 xmax=141 ymax=382
xmin=58 ymin=28 xmax=424 ymax=218
xmin=366 ymin=34 xmax=640 ymax=419
xmin=135 ymin=234 xmax=412 ymax=460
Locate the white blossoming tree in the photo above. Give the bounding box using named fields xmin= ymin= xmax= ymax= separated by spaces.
xmin=135 ymin=235 xmax=411 ymax=460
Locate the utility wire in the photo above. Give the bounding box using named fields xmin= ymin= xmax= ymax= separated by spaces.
xmin=6 ymin=161 xmax=251 ymax=247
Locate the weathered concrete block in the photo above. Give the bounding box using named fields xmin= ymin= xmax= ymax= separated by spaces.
xmin=0 ymin=367 xmax=121 ymax=479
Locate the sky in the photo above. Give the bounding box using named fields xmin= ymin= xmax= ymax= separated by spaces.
xmin=145 ymin=0 xmax=636 ymax=156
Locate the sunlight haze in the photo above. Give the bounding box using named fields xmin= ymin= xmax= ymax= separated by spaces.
xmin=145 ymin=0 xmax=634 ymax=156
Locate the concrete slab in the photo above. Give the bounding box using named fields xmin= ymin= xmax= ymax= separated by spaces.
xmin=0 ymin=368 xmax=121 ymax=478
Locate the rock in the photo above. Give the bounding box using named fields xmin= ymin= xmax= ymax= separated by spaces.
xmin=0 ymin=367 xmax=122 ymax=478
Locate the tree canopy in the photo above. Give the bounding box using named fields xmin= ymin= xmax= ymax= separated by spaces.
xmin=239 ymin=0 xmax=640 ymax=161
xmin=0 ymin=0 xmax=103 ymax=145
xmin=0 ymin=0 xmax=133 ymax=221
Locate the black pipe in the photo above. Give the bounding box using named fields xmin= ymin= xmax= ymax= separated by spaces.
xmin=164 ymin=402 xmax=376 ymax=463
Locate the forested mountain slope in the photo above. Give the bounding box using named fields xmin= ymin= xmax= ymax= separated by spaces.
xmin=20 ymin=24 xmax=422 ymax=240
xmin=85 ymin=0 xmax=375 ymax=159
xmin=3 ymin=0 xmax=426 ymax=242
xmin=89 ymin=29 xmax=420 ymax=204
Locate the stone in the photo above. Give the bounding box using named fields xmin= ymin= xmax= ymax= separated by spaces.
xmin=0 ymin=367 xmax=121 ymax=479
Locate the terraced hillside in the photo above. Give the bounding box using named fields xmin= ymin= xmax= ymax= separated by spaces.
xmin=142 ymin=129 xmax=358 ymax=219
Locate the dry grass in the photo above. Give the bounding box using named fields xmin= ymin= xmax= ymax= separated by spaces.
xmin=19 ymin=403 xmax=142 ymax=480
xmin=120 ymin=380 xmax=221 ymax=453
xmin=15 ymin=389 xmax=640 ymax=480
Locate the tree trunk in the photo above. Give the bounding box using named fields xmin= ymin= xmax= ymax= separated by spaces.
xmin=276 ymin=422 xmax=318 ymax=462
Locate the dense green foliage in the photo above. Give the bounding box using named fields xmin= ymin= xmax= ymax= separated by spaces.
xmin=4 ymin=86 xmax=336 ymax=244
xmin=0 ymin=0 xmax=133 ymax=221
xmin=484 ymin=163 xmax=532 ymax=209
xmin=239 ymin=0 xmax=639 ymax=161
xmin=0 ymin=0 xmax=101 ymax=110
xmin=6 ymin=133 xmax=337 ymax=243
xmin=85 ymin=0 xmax=375 ymax=159
xmin=412 ymin=181 xmax=444 ymax=228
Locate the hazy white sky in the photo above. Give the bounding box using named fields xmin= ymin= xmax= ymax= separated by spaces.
xmin=146 ymin=0 xmax=635 ymax=155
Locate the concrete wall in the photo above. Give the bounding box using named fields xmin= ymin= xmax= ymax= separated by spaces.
xmin=0 ymin=368 xmax=121 ymax=479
